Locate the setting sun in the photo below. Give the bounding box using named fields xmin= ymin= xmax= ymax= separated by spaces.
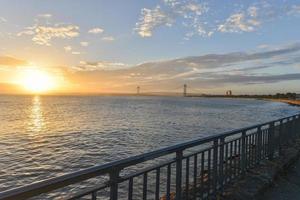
xmin=20 ymin=69 xmax=56 ymax=93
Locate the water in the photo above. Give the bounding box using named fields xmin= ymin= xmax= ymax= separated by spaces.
xmin=0 ymin=95 xmax=299 ymax=192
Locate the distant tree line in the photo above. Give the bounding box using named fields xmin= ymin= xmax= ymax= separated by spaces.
xmin=201 ymin=92 xmax=298 ymax=99
xmin=271 ymin=93 xmax=297 ymax=99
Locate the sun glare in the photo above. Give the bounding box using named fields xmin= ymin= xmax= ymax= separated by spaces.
xmin=20 ymin=69 xmax=56 ymax=93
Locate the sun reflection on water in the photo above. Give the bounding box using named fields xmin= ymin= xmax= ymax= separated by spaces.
xmin=28 ymin=96 xmax=45 ymax=132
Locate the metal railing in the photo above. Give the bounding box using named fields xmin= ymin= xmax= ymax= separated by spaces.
xmin=1 ymin=114 xmax=300 ymax=200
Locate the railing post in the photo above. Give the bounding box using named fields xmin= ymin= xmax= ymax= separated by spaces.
xmin=268 ymin=122 xmax=275 ymax=161
xmin=175 ymin=150 xmax=183 ymax=200
xmin=291 ymin=116 xmax=295 ymax=140
xmin=256 ymin=126 xmax=262 ymax=163
xmin=212 ymin=139 xmax=219 ymax=196
xmin=278 ymin=120 xmax=283 ymax=155
xmin=110 ymin=168 xmax=120 ymax=200
xmin=288 ymin=118 xmax=292 ymax=143
xmin=219 ymin=137 xmax=225 ymax=192
xmin=298 ymin=115 xmax=300 ymax=137
xmin=241 ymin=131 xmax=247 ymax=175
xmin=92 ymin=191 xmax=97 ymax=200
xmin=293 ymin=116 xmax=297 ymax=139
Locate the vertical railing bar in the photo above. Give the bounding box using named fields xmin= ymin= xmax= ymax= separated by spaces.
xmin=248 ymin=135 xmax=251 ymax=167
xmin=254 ymin=132 xmax=257 ymax=165
xmin=155 ymin=168 xmax=160 ymax=200
xmin=261 ymin=130 xmax=264 ymax=159
xmin=254 ymin=131 xmax=257 ymax=166
xmin=250 ymin=134 xmax=254 ymax=167
xmin=293 ymin=117 xmax=295 ymax=139
xmin=247 ymin=135 xmax=250 ymax=169
xmin=225 ymin=142 xmax=229 ymax=182
xmin=91 ymin=191 xmax=97 ymax=200
xmin=201 ymin=151 xmax=205 ymax=199
xmin=109 ymin=169 xmax=120 ymax=200
xmin=230 ymin=141 xmax=233 ymax=181
xmin=175 ymin=150 xmax=183 ymax=200
xmin=128 ymin=177 xmax=133 ymax=200
xmin=212 ymin=139 xmax=219 ymax=196
xmin=219 ymin=137 xmax=225 ymax=192
xmin=288 ymin=119 xmax=290 ymax=141
xmin=268 ymin=122 xmax=275 ymax=160
xmin=233 ymin=139 xmax=238 ymax=178
xmin=185 ymin=157 xmax=190 ymax=199
xmin=238 ymin=138 xmax=242 ymax=176
xmin=241 ymin=131 xmax=247 ymax=176
xmin=251 ymin=133 xmax=254 ymax=166
xmin=207 ymin=149 xmax=211 ymax=196
xmin=193 ymin=154 xmax=197 ymax=199
xmin=265 ymin=130 xmax=268 ymax=158
xmin=257 ymin=126 xmax=262 ymax=164
xmin=166 ymin=164 xmax=171 ymax=200
xmin=143 ymin=173 xmax=147 ymax=200
xmin=264 ymin=129 xmax=266 ymax=158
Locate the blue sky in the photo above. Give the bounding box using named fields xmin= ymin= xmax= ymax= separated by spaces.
xmin=0 ymin=0 xmax=300 ymax=94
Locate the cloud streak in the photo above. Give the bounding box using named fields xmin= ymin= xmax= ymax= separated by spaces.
xmin=68 ymin=42 xmax=300 ymax=92
xmin=0 ymin=56 xmax=28 ymax=66
xmin=88 ymin=28 xmax=104 ymax=34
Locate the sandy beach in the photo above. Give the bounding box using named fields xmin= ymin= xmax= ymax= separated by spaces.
xmin=270 ymin=99 xmax=300 ymax=106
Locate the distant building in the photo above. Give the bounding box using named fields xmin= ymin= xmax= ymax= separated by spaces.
xmin=226 ymin=90 xmax=232 ymax=96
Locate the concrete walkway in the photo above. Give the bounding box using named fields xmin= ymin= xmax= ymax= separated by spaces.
xmin=260 ymin=158 xmax=300 ymax=200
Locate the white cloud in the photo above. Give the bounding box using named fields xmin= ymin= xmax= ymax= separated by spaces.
xmin=37 ymin=14 xmax=52 ymax=19
xmin=135 ymin=1 xmax=296 ymax=39
xmin=88 ymin=28 xmax=104 ymax=34
xmin=0 ymin=17 xmax=7 ymax=23
xmin=17 ymin=30 xmax=35 ymax=36
xmin=72 ymin=51 xmax=81 ymax=55
xmin=80 ymin=41 xmax=89 ymax=47
xmin=135 ymin=6 xmax=174 ymax=37
xmin=176 ymin=2 xmax=209 ymax=17
xmin=101 ymin=36 xmax=115 ymax=41
xmin=288 ymin=5 xmax=300 ymax=16
xmin=18 ymin=24 xmax=80 ymax=46
xmin=135 ymin=1 xmax=211 ymax=38
xmin=218 ymin=13 xmax=260 ymax=33
xmin=248 ymin=6 xmax=258 ymax=17
xmin=257 ymin=44 xmax=269 ymax=49
xmin=77 ymin=60 xmax=129 ymax=71
xmin=64 ymin=46 xmax=72 ymax=52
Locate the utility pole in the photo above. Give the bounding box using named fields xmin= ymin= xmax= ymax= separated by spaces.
xmin=183 ymin=84 xmax=187 ymax=97
xmin=137 ymin=86 xmax=140 ymax=95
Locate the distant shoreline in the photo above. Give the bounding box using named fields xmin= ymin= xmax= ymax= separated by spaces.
xmin=185 ymin=94 xmax=300 ymax=107
xmin=0 ymin=93 xmax=299 ymax=107
xmin=267 ymin=99 xmax=300 ymax=107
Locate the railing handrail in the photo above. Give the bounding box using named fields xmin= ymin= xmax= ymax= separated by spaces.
xmin=0 ymin=113 xmax=299 ymax=199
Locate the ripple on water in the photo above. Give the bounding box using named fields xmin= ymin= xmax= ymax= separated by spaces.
xmin=0 ymin=95 xmax=299 ymax=192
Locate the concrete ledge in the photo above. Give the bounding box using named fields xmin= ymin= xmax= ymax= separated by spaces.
xmin=220 ymin=139 xmax=300 ymax=200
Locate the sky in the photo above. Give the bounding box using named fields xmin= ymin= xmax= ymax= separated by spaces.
xmin=0 ymin=0 xmax=300 ymax=94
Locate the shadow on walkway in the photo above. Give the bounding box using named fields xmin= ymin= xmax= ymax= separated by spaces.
xmin=260 ymin=158 xmax=300 ymax=200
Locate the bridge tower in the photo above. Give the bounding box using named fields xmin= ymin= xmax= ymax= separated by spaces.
xmin=183 ymin=84 xmax=187 ymax=97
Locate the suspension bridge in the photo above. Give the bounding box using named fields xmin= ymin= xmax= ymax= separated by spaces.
xmin=135 ymin=84 xmax=207 ymax=97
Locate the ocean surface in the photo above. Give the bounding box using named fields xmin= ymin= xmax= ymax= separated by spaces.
xmin=0 ymin=95 xmax=299 ymax=193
